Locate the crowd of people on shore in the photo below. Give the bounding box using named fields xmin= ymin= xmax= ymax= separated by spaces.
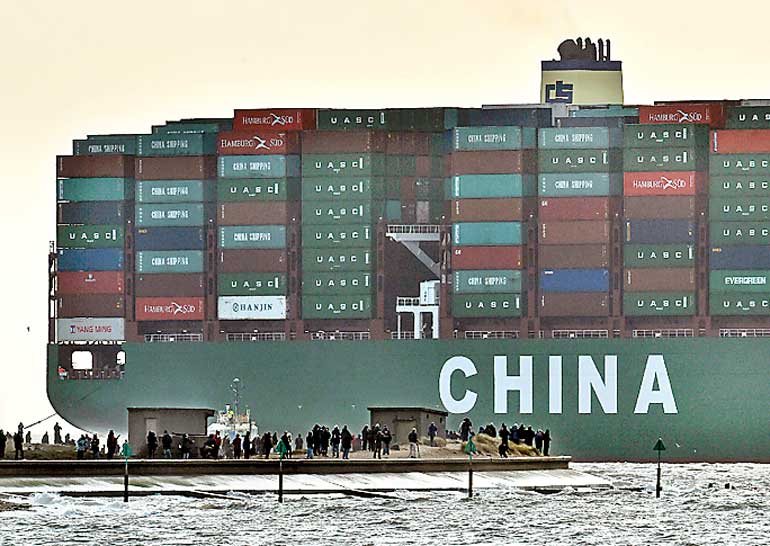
xmin=451 ymin=418 xmax=552 ymax=457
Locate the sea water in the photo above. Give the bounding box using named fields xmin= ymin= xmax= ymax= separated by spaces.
xmin=1 ymin=463 xmax=767 ymax=545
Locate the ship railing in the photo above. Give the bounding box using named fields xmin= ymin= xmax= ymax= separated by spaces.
xmin=310 ymin=331 xmax=371 ymax=341
xmin=64 ymin=367 xmax=123 ymax=381
xmin=462 ymin=331 xmax=519 ymax=339
xmin=550 ymin=329 xmax=609 ymax=339
xmin=144 ymin=333 xmax=204 ymax=343
xmin=226 ymin=332 xmax=286 ymax=342
xmin=632 ymin=329 xmax=694 ymax=338
xmin=391 ymin=331 xmax=416 ymax=339
xmin=387 ymin=224 xmax=442 ymax=235
xmin=719 ymin=328 xmax=770 ymax=338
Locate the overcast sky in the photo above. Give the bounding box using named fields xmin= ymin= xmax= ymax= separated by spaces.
xmin=2 ymin=0 xmax=770 ymax=439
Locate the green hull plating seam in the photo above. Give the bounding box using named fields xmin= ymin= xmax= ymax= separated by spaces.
xmin=47 ymin=338 xmax=770 ymax=462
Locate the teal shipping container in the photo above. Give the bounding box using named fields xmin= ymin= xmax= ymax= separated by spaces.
xmin=316 ymin=110 xmax=388 ymax=131
xmin=301 ymin=224 xmax=373 ymax=248
xmin=538 ymin=149 xmax=622 ymax=173
xmin=136 ymin=180 xmax=214 ymax=203
xmin=137 ymin=133 xmax=217 ymax=157
xmin=453 ymin=269 xmax=523 ymax=294
xmin=624 ymin=147 xmax=708 ymax=172
xmin=218 ymin=155 xmax=301 ymax=179
xmin=710 ymin=154 xmax=770 ymax=176
xmin=623 ymin=124 xmax=709 ymax=148
xmin=301 ymin=177 xmax=384 ymax=201
xmin=302 ymin=272 xmax=374 ymax=296
xmin=709 ymin=270 xmax=770 ymax=293
xmin=538 ymin=173 xmax=622 ymax=197
xmin=301 ymin=201 xmax=382 ymax=225
xmin=57 ymin=178 xmax=133 ymax=202
xmin=135 ymin=204 xmax=212 ymax=227
xmin=73 ymin=135 xmax=137 ymax=156
xmin=219 ymin=225 xmax=286 ymax=249
xmin=452 ymin=222 xmax=523 ymax=246
xmin=448 ymin=174 xmax=537 ymax=199
xmin=135 ymin=250 xmax=204 ymax=273
xmin=453 ymin=126 xmax=536 ymax=151
xmin=538 ymin=127 xmax=622 ymax=149
xmin=302 ymin=295 xmax=374 ymax=319
xmin=218 ymin=178 xmax=300 ymax=202
xmin=709 ymin=176 xmax=770 ymax=197
xmin=301 ymin=249 xmax=374 ymax=272
xmin=301 ymin=154 xmax=386 ymax=178
xmin=709 ymin=198 xmax=770 ymax=221
xmin=452 ymin=293 xmax=523 ymax=317
xmin=710 ymin=222 xmax=770 ymax=245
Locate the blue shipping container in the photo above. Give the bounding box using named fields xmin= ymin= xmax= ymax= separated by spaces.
xmin=135 ymin=227 xmax=206 ymax=251
xmin=58 ymin=202 xmax=126 ymax=225
xmin=57 ymin=249 xmax=124 ymax=271
xmin=710 ymin=245 xmax=770 ymax=269
xmin=539 ymin=269 xmax=609 ymax=292
xmin=625 ymin=220 xmax=695 ymax=244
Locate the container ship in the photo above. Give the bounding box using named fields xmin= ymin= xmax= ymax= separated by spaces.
xmin=48 ymin=41 xmax=770 ymax=461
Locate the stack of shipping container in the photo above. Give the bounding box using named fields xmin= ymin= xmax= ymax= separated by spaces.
xmin=300 ymin=111 xmax=384 ymax=322
xmin=709 ymin=105 xmax=770 ymax=318
xmin=56 ymin=139 xmax=134 ymax=343
xmin=537 ymin=127 xmax=621 ymax=318
xmin=449 ymin=125 xmax=536 ymax=326
xmin=622 ymin=116 xmax=709 ymax=320
xmin=216 ymin=109 xmax=309 ymax=328
xmin=133 ymin=124 xmax=221 ymax=331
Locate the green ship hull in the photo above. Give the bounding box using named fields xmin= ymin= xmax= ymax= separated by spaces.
xmin=47 ymin=338 xmax=770 ymax=462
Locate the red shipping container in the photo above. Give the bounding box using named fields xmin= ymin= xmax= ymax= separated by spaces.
xmin=218 ymin=201 xmax=297 ymax=225
xmin=217 ymin=130 xmax=300 ymax=156
xmin=623 ymin=171 xmax=704 ymax=196
xmin=218 ymin=249 xmax=288 ymax=273
xmin=57 ymin=155 xmax=134 ymax=178
xmin=451 ymin=198 xmax=525 ymax=222
xmin=447 ymin=150 xmax=536 ymax=175
xmin=538 ymin=197 xmax=609 ymax=221
xmin=135 ymin=274 xmax=206 ymax=297
xmin=539 ymin=293 xmax=609 ymax=317
xmin=233 ymin=109 xmax=316 ymax=132
xmin=639 ymin=103 xmax=725 ymax=128
xmin=57 ymin=294 xmax=124 ymax=318
xmin=623 ymin=196 xmax=698 ymax=219
xmin=302 ymin=131 xmax=387 ymax=153
xmin=452 ymin=246 xmax=523 ymax=269
xmin=539 ymin=244 xmax=609 ymax=269
xmin=57 ymin=272 xmax=124 ymax=295
xmin=710 ymin=129 xmax=770 ymax=154
xmin=539 ymin=221 xmax=610 ymax=245
xmin=400 ymin=177 xmax=417 ymax=201
xmin=135 ymin=297 xmax=205 ymax=321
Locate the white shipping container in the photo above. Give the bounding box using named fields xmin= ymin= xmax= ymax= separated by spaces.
xmin=57 ymin=318 xmax=125 ymax=342
xmin=218 ymin=296 xmax=287 ymax=320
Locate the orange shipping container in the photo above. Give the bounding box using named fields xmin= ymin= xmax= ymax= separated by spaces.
xmin=624 ymin=268 xmax=696 ymax=291
xmin=623 ymin=196 xmax=698 ymax=219
xmin=711 ymin=129 xmax=770 ymax=154
xmin=538 ymin=197 xmax=610 ymax=221
xmin=218 ymin=202 xmax=297 ymax=226
xmin=451 ymin=198 xmax=526 ymax=222
xmin=623 ymin=171 xmax=704 ymax=196
xmin=639 ymin=103 xmax=726 ymax=128
xmin=232 ymin=109 xmax=316 ymax=132
xmin=218 ymin=130 xmax=300 ymax=156
xmin=539 ymin=221 xmax=610 ymax=245
xmin=452 ymin=246 xmax=523 ymax=269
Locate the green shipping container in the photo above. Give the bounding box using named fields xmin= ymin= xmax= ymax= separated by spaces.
xmin=217 ymin=178 xmax=300 ymax=202
xmin=453 ymin=270 xmax=523 ymax=294
xmin=57 ymin=178 xmax=133 ymax=202
xmin=538 ymin=127 xmax=621 ymax=149
xmin=538 ymin=173 xmax=622 ymax=197
xmin=622 ymin=124 xmax=709 ymax=148
xmin=218 ymin=155 xmax=301 ymax=179
xmin=219 ymin=225 xmax=286 ymax=249
xmin=301 ymin=224 xmax=374 ymax=248
xmin=57 ymin=225 xmax=124 ymax=249
xmin=538 ymin=149 xmax=622 ymax=173
xmin=726 ymin=106 xmax=770 ymax=129
xmin=709 ymin=198 xmax=770 ymax=221
xmin=316 ymin=110 xmax=388 ymax=131
xmin=301 ymin=154 xmax=386 ymax=178
xmin=623 ymin=147 xmax=708 ymax=172
xmin=218 ymin=273 xmax=287 ymax=296
xmin=623 ymin=292 xmax=696 ymax=316
xmin=452 ymin=222 xmax=523 ymax=246
xmin=387 ymin=108 xmax=445 ymax=132
xmin=452 ymin=293 xmax=523 ymax=318
xmin=449 ymin=174 xmax=537 ymax=199
xmin=385 ymin=155 xmax=417 ymax=176
xmin=136 ymin=250 xmax=204 ymax=273
xmin=623 ymin=244 xmax=695 ymax=268
xmin=136 ymin=180 xmax=214 ymax=203
xmin=709 ymin=176 xmax=770 ymax=197
xmin=301 ymin=201 xmax=382 ymax=225
xmin=453 ymin=126 xmax=536 ymax=151
xmin=301 ymin=249 xmax=374 ymax=272
xmin=385 ymin=177 xmax=400 ymax=199
xmin=385 ymin=200 xmax=402 ymax=221
xmin=137 ymin=133 xmax=217 ymax=157
xmin=301 ymin=177 xmax=383 ymax=201
xmin=709 ymin=270 xmax=770 ymax=293
xmin=302 ymin=295 xmax=374 ymax=319
xmin=709 ymin=292 xmax=770 ymax=315
xmin=302 ymin=272 xmax=374 ymax=296
xmin=73 ymin=135 xmax=137 ymax=156
xmin=710 ymin=154 xmax=770 ymax=176
xmin=710 ymin=222 xmax=770 ymax=245
xmin=135 ymin=204 xmax=211 ymax=227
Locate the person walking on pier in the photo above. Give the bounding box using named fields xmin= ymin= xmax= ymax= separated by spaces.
xmin=524 ymin=426 xmax=534 ymax=447
xmin=361 ymin=425 xmax=369 ymax=451
xmin=243 ymin=432 xmax=251 ymax=459
xmin=341 ymin=426 xmax=352 ymax=459
xmin=53 ymin=422 xmax=62 ymax=445
xmin=162 ymin=431 xmax=173 ymax=459
xmin=295 ymin=432 xmax=303 ymax=454
xmin=460 ymin=418 xmax=472 ymax=442
xmin=408 ymin=428 xmax=419 ymax=458
xmin=262 ymin=432 xmax=273 ymax=459
xmin=305 ymin=431 xmax=314 ymax=459
xmin=280 ymin=432 xmax=292 ymax=458
xmin=180 ymin=434 xmax=193 ymax=459
xmin=41 ymin=432 xmax=49 ymax=445
xmin=535 ymin=429 xmax=544 ymax=454
xmin=543 ymin=429 xmax=552 ymax=456
xmin=500 ymin=423 xmax=510 ymax=448
xmin=382 ymin=426 xmax=392 ymax=457
xmin=147 ymin=431 xmax=158 ymax=459
xmin=331 ymin=426 xmax=341 ymax=458
xmin=25 ymin=431 xmax=31 ymax=444
xmin=13 ymin=430 xmax=23 ymax=460
xmin=0 ymin=429 xmax=5 ymax=459
xmin=233 ymin=434 xmax=242 ymax=459
xmin=90 ymin=434 xmax=100 ymax=459
xmin=428 ymin=422 xmax=438 ymax=446
xmin=320 ymin=427 xmax=330 ymax=457
xmin=76 ymin=435 xmax=87 ymax=459
xmin=373 ymin=425 xmax=382 ymax=459
xmin=106 ymin=431 xmax=119 ymax=459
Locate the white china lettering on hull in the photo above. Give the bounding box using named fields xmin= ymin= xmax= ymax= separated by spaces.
xmin=634 ymin=355 xmax=678 ymax=414
xmin=438 ymin=356 xmax=478 ymax=413
xmin=493 ymin=355 xmax=533 ymax=414
xmin=578 ymin=355 xmax=617 ymax=414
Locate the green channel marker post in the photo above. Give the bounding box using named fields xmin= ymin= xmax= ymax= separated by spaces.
xmin=121 ymin=440 xmax=133 ymax=503
xmin=653 ymin=437 xmax=666 ymax=498
xmin=464 ymin=435 xmax=477 ymax=498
